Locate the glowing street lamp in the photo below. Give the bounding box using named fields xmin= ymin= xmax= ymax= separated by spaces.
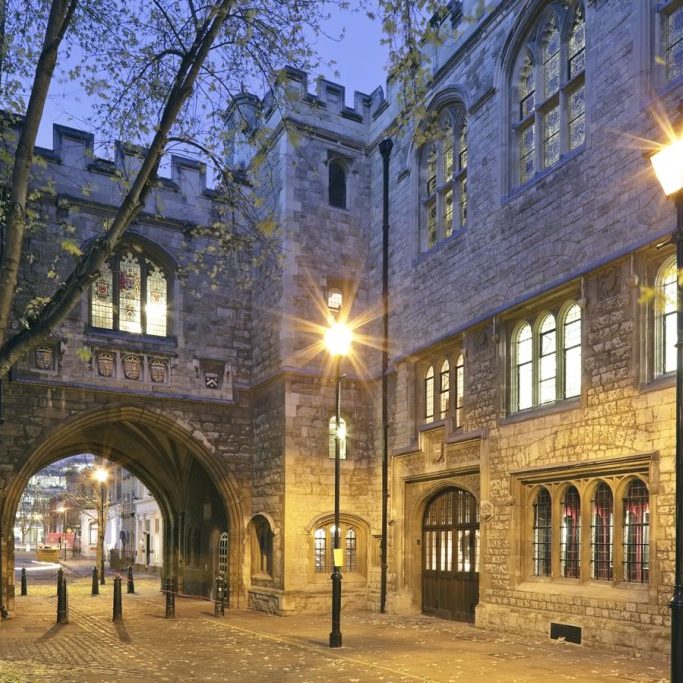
xmin=93 ymin=467 xmax=109 ymax=585
xmin=324 ymin=319 xmax=353 ymax=648
xmin=651 ymin=134 xmax=683 ymax=683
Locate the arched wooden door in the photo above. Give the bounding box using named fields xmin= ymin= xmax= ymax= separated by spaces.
xmin=422 ymin=487 xmax=479 ymax=621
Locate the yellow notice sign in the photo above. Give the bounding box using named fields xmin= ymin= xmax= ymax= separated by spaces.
xmin=333 ymin=549 xmax=344 ymax=567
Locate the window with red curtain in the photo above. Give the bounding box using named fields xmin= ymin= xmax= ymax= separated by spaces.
xmin=533 ymin=488 xmax=552 ymax=576
xmin=560 ymin=486 xmax=580 ymax=578
xmin=623 ymin=480 xmax=649 ymax=583
xmin=591 ymin=482 xmax=613 ymax=580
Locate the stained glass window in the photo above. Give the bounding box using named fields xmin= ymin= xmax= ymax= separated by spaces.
xmin=427 ymin=152 xmax=437 ymax=195
xmin=533 ymin=488 xmax=552 ymax=577
xmin=539 ymin=314 xmax=557 ymax=405
xmin=591 ymin=483 xmax=613 ymax=580
xmin=345 ymin=528 xmax=357 ymax=572
xmin=543 ymin=106 xmax=561 ymax=171
xmin=516 ymin=324 xmax=533 ymax=410
xmin=623 ymin=480 xmax=649 ymax=583
xmin=427 ymin=203 xmax=437 ymax=247
xmin=569 ymin=86 xmax=586 ymax=151
xmin=667 ymin=6 xmax=683 ymax=82
xmin=425 ymin=366 xmax=435 ymax=423
xmin=444 ymin=190 xmax=454 ymax=237
xmin=146 ymin=265 xmax=167 ymax=337
xmin=560 ymin=486 xmax=580 ymax=578
xmin=91 ymin=263 xmax=113 ymax=329
xmin=439 ymin=360 xmax=450 ymax=419
xmin=563 ymin=304 xmax=582 ymax=398
xmin=519 ymin=58 xmax=536 ymax=119
xmin=542 ymin=18 xmax=560 ymax=98
xmin=658 ymin=259 xmax=678 ymax=375
xmin=314 ymin=529 xmax=327 ymax=572
xmin=520 ymin=123 xmax=536 ymax=184
xmin=569 ymin=7 xmax=586 ymax=78
xmin=119 ymin=252 xmax=141 ymax=333
xmin=455 ymin=353 xmax=464 ymax=429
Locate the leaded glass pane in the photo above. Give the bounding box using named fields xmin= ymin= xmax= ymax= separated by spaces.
xmin=455 ymin=353 xmax=464 ymax=428
xmin=569 ymin=86 xmax=586 ymax=151
xmin=118 ymin=252 xmax=141 ymax=334
xmin=314 ymin=529 xmax=327 ymax=572
xmin=459 ymin=123 xmax=468 ymax=170
xmin=425 ymin=366 xmax=434 ymax=423
xmin=517 ymin=324 xmax=533 ymax=363
xmin=439 ymin=360 xmax=449 ymax=419
xmin=91 ymin=263 xmax=113 ymax=329
xmin=661 ymin=263 xmax=678 ymax=374
xmin=445 ymin=189 xmax=453 ymax=237
xmin=146 ymin=264 xmax=167 ymax=336
xmin=623 ymin=480 xmax=649 ymax=583
xmin=543 ymin=20 xmax=561 ymax=98
xmin=520 ymin=123 xmax=535 ymax=183
xmin=543 ymin=106 xmax=560 ymax=168
xmin=459 ymin=177 xmax=467 ymax=226
xmin=533 ymin=488 xmax=552 ymax=577
xmin=569 ymin=9 xmax=585 ymax=78
xmin=427 ymin=153 xmax=437 ymax=195
xmin=560 ymin=486 xmax=580 ymax=578
xmin=444 ymin=139 xmax=454 ymax=179
xmin=591 ymin=483 xmax=613 ymax=580
xmin=519 ymin=59 xmax=536 ymax=118
xmin=344 ymin=528 xmax=357 ymax=572
xmin=427 ymin=203 xmax=437 ymax=246
xmin=667 ymin=6 xmax=683 ymax=82
xmin=517 ymin=324 xmax=533 ymax=410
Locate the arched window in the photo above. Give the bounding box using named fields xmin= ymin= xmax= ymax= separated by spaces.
xmin=562 ymin=304 xmax=582 ymax=397
xmin=344 ymin=528 xmax=357 ymax=572
xmin=328 ymin=416 xmax=347 ymax=460
xmin=538 ymin=314 xmax=557 ymax=405
xmin=314 ymin=528 xmax=327 ymax=573
xmin=419 ymin=107 xmax=467 ymax=249
xmin=591 ymin=483 xmax=613 ymax=580
xmin=513 ymin=3 xmax=585 ymax=187
xmin=623 ymin=480 xmax=649 ymax=583
xmin=454 ymin=352 xmax=465 ymax=429
xmin=251 ymin=516 xmax=273 ymax=577
xmin=439 ymin=360 xmax=450 ymax=420
xmin=514 ymin=323 xmax=533 ymax=411
xmin=656 ymin=258 xmax=677 ymax=376
xmin=560 ymin=485 xmax=580 ymax=578
xmin=328 ymin=159 xmax=346 ymax=209
xmin=533 ymin=488 xmax=551 ymax=576
xmin=424 ymin=366 xmax=435 ymax=423
xmin=91 ymin=249 xmax=169 ymax=336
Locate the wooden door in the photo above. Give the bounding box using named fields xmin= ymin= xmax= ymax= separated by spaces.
xmin=422 ymin=487 xmax=479 ymax=621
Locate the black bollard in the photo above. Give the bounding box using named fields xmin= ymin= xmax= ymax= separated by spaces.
xmin=112 ymin=576 xmax=122 ymax=622
xmin=165 ymin=577 xmax=175 ymax=619
xmin=57 ymin=567 xmax=64 ymax=596
xmin=20 ymin=568 xmax=27 ymax=596
xmin=213 ymin=574 xmax=224 ymax=617
xmin=127 ymin=565 xmax=135 ymax=594
xmin=91 ymin=566 xmax=99 ymax=596
xmin=57 ymin=576 xmax=68 ymax=624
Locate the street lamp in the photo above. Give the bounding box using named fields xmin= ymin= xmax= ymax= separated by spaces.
xmin=651 ymin=134 xmax=683 ymax=683
xmin=93 ymin=467 xmax=109 ymax=585
xmin=56 ymin=506 xmax=68 ymax=560
xmin=324 ymin=319 xmax=352 ymax=648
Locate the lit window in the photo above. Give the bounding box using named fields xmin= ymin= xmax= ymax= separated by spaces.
xmin=656 ymin=258 xmax=677 ymax=376
xmin=344 ymin=528 xmax=357 ymax=572
xmin=439 ymin=360 xmax=450 ymax=420
xmin=513 ymin=4 xmax=585 ymax=186
xmin=591 ymin=482 xmax=613 ymax=580
xmin=623 ymin=480 xmax=649 ymax=583
xmin=563 ymin=304 xmax=582 ymax=397
xmin=455 ymin=353 xmax=464 ymax=429
xmin=560 ymin=486 xmax=580 ymax=578
xmin=328 ymin=416 xmax=347 ymax=460
xmin=90 ymin=250 xmax=168 ymax=336
xmin=314 ymin=528 xmax=327 ymax=573
xmin=515 ymin=323 xmax=533 ymax=411
xmin=329 ymin=160 xmax=346 ymax=209
xmin=420 ymin=107 xmax=467 ymax=249
xmin=425 ymin=366 xmax=435 ymax=423
xmin=327 ymin=287 xmax=343 ymax=314
xmin=533 ymin=488 xmax=551 ymax=577
xmin=538 ymin=314 xmax=557 ymax=405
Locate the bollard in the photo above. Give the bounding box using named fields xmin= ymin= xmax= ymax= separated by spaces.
xmin=213 ymin=573 xmax=224 ymax=617
xmin=112 ymin=576 xmax=122 ymax=622
xmin=165 ymin=577 xmax=175 ymax=619
xmin=127 ymin=565 xmax=135 ymax=594
xmin=57 ymin=576 xmax=68 ymax=624
xmin=20 ymin=568 xmax=27 ymax=596
xmin=91 ymin=566 xmax=99 ymax=596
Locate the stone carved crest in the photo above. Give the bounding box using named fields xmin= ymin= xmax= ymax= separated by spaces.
xmin=34 ymin=346 xmax=54 ymax=370
xmin=204 ymin=372 xmax=219 ymax=389
xmin=150 ymin=359 xmax=168 ymax=384
xmin=96 ymin=351 xmax=114 ymax=377
xmin=122 ymin=354 xmax=142 ymax=380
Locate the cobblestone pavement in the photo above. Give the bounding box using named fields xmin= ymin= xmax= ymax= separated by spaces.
xmin=0 ymin=566 xmax=670 ymax=682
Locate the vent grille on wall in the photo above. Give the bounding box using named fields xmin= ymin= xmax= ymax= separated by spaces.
xmin=550 ymin=622 xmax=582 ymax=644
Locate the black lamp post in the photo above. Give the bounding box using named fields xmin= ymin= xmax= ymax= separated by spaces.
xmin=57 ymin=506 xmax=68 ymax=560
xmin=324 ymin=319 xmax=352 ymax=648
xmin=93 ymin=467 xmax=109 ymax=585
xmin=651 ymin=135 xmax=683 ymax=682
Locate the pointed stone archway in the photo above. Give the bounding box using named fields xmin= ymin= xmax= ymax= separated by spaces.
xmin=0 ymin=404 xmax=244 ymax=613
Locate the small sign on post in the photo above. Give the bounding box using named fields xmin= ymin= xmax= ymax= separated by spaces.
xmin=333 ymin=549 xmax=343 ymax=568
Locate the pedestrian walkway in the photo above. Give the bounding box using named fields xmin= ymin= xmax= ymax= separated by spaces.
xmin=0 ymin=567 xmax=670 ymax=682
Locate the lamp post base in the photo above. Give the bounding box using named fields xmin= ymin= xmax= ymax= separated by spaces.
xmin=330 ymin=567 xmax=342 ymax=648
xmin=671 ymin=586 xmax=683 ymax=682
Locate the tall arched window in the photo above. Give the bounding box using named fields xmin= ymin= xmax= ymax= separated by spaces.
xmin=591 ymin=482 xmax=613 ymax=580
xmin=344 ymin=528 xmax=357 ymax=572
xmin=439 ymin=360 xmax=450 ymax=420
xmin=424 ymin=366 xmax=435 ymax=423
xmin=562 ymin=304 xmax=582 ymax=397
xmin=514 ymin=323 xmax=533 ymax=411
xmin=538 ymin=314 xmax=557 ymax=405
xmin=533 ymin=488 xmax=552 ymax=577
xmin=623 ymin=480 xmax=649 ymax=583
xmin=328 ymin=416 xmax=347 ymax=460
xmin=420 ymin=107 xmax=467 ymax=249
xmin=314 ymin=528 xmax=327 ymax=573
xmin=560 ymin=485 xmax=580 ymax=578
xmin=328 ymin=159 xmax=347 ymax=209
xmin=454 ymin=352 xmax=465 ymax=429
xmin=91 ymin=249 xmax=169 ymax=336
xmin=656 ymin=258 xmax=677 ymax=376
xmin=513 ymin=3 xmax=585 ymax=187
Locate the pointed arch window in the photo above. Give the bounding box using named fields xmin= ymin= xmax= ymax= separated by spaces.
xmin=90 ymin=250 xmax=169 ymax=337
xmin=563 ymin=304 xmax=582 ymax=397
xmin=314 ymin=528 xmax=327 ymax=573
xmin=560 ymin=485 xmax=580 ymax=578
xmin=344 ymin=528 xmax=357 ymax=572
xmin=538 ymin=314 xmax=557 ymax=405
xmin=420 ymin=107 xmax=468 ymax=249
xmin=513 ymin=3 xmax=586 ymax=187
xmin=439 ymin=360 xmax=450 ymax=419
xmin=328 ymin=159 xmax=347 ymax=209
xmin=514 ymin=323 xmax=533 ymax=411
xmin=425 ymin=366 xmax=435 ymax=423
xmin=533 ymin=488 xmax=552 ymax=577
xmin=656 ymin=258 xmax=678 ymax=376
xmin=454 ymin=352 xmax=465 ymax=429
xmin=623 ymin=480 xmax=649 ymax=583
xmin=591 ymin=483 xmax=613 ymax=580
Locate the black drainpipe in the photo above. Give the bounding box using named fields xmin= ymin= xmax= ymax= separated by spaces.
xmin=379 ymin=137 xmax=393 ymax=613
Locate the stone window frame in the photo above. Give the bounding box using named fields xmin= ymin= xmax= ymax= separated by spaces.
xmin=417 ymin=346 xmax=466 ymax=434
xmin=518 ymin=466 xmax=652 ymax=587
xmin=308 ymin=514 xmax=368 ymax=580
xmin=326 ymin=152 xmax=352 ymax=211
xmin=509 ymin=299 xmax=583 ymax=414
xmin=654 ymin=255 xmax=677 ymax=378
xmin=654 ymin=0 xmax=683 ymax=87
xmin=89 ymin=241 xmax=173 ymax=338
xmin=507 ymin=1 xmax=586 ymax=190
xmin=418 ymin=105 xmax=468 ymax=251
